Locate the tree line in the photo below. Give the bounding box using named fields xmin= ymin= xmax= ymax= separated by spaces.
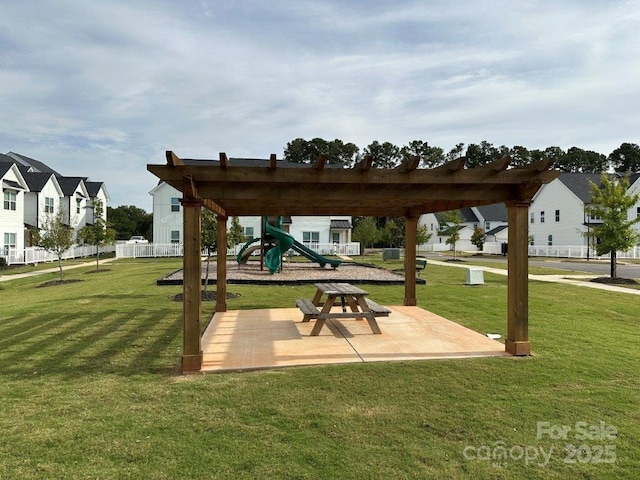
xmin=284 ymin=138 xmax=640 ymax=173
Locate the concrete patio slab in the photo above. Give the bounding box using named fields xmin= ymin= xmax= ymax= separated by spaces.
xmin=201 ymin=306 xmax=508 ymax=372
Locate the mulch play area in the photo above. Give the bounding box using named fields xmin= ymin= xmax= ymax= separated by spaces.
xmin=158 ymin=260 xmax=420 ymax=285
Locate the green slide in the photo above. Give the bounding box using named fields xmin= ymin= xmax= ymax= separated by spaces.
xmin=264 ymin=223 xmax=342 ymax=273
xmin=236 ymin=237 xmax=262 ymax=264
xmin=264 ymin=223 xmax=295 ymax=273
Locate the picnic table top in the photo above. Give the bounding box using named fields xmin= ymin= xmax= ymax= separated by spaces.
xmin=313 ymin=282 xmax=369 ymax=296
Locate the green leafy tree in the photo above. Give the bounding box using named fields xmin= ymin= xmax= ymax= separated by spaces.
xmin=465 ymin=141 xmax=507 ymax=168
xmin=201 ymin=209 xmax=217 ymax=294
xmin=78 ymin=200 xmax=116 ymax=272
xmin=400 ymin=140 xmax=445 ymax=168
xmin=228 ymin=216 xmax=246 ymax=249
xmin=106 ymin=205 xmax=152 ymax=240
xmin=284 ymin=137 xmax=359 ymax=166
xmin=445 ymin=143 xmax=465 ymax=161
xmin=363 ymin=141 xmax=402 ymax=168
xmin=609 ymin=142 xmax=640 ymax=173
xmin=380 ymin=219 xmax=402 ymax=247
xmin=585 ymin=174 xmax=640 ymax=279
xmin=559 ymin=147 xmax=608 ymax=173
xmin=471 ymin=226 xmax=487 ymax=252
xmin=32 ymin=210 xmax=74 ymax=280
xmin=439 ymin=210 xmax=464 ymax=259
xmin=352 ymin=217 xmax=380 ymax=254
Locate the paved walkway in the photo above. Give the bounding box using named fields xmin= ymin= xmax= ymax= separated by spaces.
xmin=425 ymin=259 xmax=640 ymax=296
xmin=0 ymin=258 xmax=115 ymax=282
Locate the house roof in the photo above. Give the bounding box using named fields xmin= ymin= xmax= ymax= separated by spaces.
xmin=22 ymin=172 xmax=55 ymax=192
xmin=2 ymin=179 xmax=25 ymax=190
xmin=5 ymin=152 xmax=60 ymax=175
xmin=85 ymin=181 xmax=109 ymax=201
xmin=558 ymin=173 xmax=603 ymax=203
xmin=459 ymin=207 xmax=479 ymax=223
xmin=56 ymin=176 xmax=86 ymax=196
xmin=476 ymin=203 xmax=508 ymax=222
xmin=148 ymin=152 xmax=559 ymax=217
xmin=486 ymin=225 xmax=508 ymax=235
xmin=330 ymin=220 xmax=352 ymax=229
xmin=0 ymin=161 xmax=12 ymax=177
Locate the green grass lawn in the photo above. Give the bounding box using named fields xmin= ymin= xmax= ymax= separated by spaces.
xmin=1 ymin=258 xmax=638 ymax=479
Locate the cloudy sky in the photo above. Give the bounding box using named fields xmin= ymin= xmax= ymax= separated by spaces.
xmin=1 ymin=0 xmax=639 ymax=210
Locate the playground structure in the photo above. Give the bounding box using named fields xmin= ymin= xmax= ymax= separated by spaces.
xmin=236 ymin=216 xmax=342 ymax=273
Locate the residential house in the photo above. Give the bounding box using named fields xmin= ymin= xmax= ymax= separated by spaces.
xmin=1 ymin=161 xmax=29 ymax=256
xmin=0 ymin=151 xmax=108 ymax=260
xmin=529 ymin=172 xmax=640 ymax=248
xmin=419 ymin=203 xmax=508 ymax=252
xmin=85 ymin=181 xmax=110 ymax=224
xmin=21 ymin=170 xmax=64 ymax=246
xmin=55 ymin=177 xmax=90 ymax=236
xmin=150 ymin=181 xmax=352 ymax=248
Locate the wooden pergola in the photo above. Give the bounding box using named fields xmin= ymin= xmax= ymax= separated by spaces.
xmin=148 ymin=152 xmax=559 ymax=372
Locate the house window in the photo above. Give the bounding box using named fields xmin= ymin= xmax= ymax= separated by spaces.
xmin=484 ymin=221 xmax=491 ymax=231
xmin=637 ymin=207 xmax=640 ymax=219
xmin=3 ymin=233 xmax=16 ymax=256
xmin=555 ymin=209 xmax=560 ymax=222
xmin=45 ymin=197 xmax=55 ymax=214
xmin=76 ymin=198 xmax=82 ymax=214
xmin=540 ymin=211 xmax=545 ymax=223
xmin=170 ymin=230 xmax=180 ymax=244
xmin=548 ymin=235 xmax=553 ymax=246
xmin=171 ymin=197 xmax=180 ymax=212
xmin=3 ymin=190 xmax=17 ymax=211
xmin=530 ymin=212 xmax=534 ymax=224
xmin=332 ymin=232 xmax=340 ymax=243
xmin=530 ymin=236 xmax=535 ymax=246
xmin=244 ymin=227 xmax=254 ymax=240
xmin=303 ymin=231 xmax=320 ymax=244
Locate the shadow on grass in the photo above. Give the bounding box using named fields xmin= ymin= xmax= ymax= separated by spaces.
xmin=0 ymin=308 xmax=182 ymax=379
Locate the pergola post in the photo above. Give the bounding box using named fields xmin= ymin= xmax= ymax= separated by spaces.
xmin=181 ymin=197 xmax=203 ymax=372
xmin=506 ymin=200 xmax=531 ymax=355
xmin=216 ymin=215 xmax=228 ymax=312
xmin=404 ymin=215 xmax=418 ymax=306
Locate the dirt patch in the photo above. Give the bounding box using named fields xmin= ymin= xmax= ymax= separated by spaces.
xmin=37 ymin=279 xmax=84 ymax=288
xmin=591 ymin=277 xmax=639 ymax=285
xmin=170 ymin=291 xmax=242 ymax=302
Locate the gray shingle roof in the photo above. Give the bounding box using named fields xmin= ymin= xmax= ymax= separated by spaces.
xmin=55 ymin=176 xmax=85 ymax=196
xmin=476 ymin=203 xmax=508 ymax=222
xmin=558 ymin=173 xmax=603 ymax=203
xmin=5 ymin=152 xmax=60 ymax=175
xmin=22 ymin=172 xmax=55 ymax=192
xmin=85 ymin=181 xmax=105 ymax=197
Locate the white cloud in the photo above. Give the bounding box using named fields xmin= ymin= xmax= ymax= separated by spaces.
xmin=1 ymin=0 xmax=639 ymax=209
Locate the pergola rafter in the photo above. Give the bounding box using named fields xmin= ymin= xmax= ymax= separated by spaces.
xmin=148 ymin=151 xmax=559 ymax=372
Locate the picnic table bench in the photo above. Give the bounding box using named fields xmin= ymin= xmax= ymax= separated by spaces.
xmin=296 ymin=282 xmax=390 ymax=336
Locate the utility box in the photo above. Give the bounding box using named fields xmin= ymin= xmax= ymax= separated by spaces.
xmin=382 ymin=248 xmax=400 ymax=260
xmin=466 ymin=267 xmax=485 ymax=285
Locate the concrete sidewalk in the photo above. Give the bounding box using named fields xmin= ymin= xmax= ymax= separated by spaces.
xmin=426 ymin=258 xmax=640 ymax=296
xmin=0 ymin=258 xmax=115 ymax=282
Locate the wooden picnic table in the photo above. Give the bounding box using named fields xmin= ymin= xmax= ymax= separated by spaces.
xmin=296 ymin=282 xmax=390 ymax=336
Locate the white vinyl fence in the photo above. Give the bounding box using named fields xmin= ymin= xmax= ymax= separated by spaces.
xmin=1 ymin=244 xmax=116 ymax=265
xmin=115 ymin=242 xmax=361 ymax=259
xmin=421 ymin=241 xmax=640 ymax=259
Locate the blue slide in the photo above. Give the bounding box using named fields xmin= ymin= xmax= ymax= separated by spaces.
xmin=264 ymin=223 xmax=342 ymax=273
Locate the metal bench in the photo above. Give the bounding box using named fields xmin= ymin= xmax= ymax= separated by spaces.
xmin=416 ymin=258 xmax=427 ymax=277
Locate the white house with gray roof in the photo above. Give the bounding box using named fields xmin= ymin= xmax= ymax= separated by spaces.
xmin=529 ymin=172 xmax=640 ymax=248
xmin=150 ymin=181 xmax=353 ymax=249
xmin=1 ymin=151 xmax=108 ymax=259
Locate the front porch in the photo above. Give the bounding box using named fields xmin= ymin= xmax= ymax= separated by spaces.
xmin=201 ymin=306 xmax=508 ymax=372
